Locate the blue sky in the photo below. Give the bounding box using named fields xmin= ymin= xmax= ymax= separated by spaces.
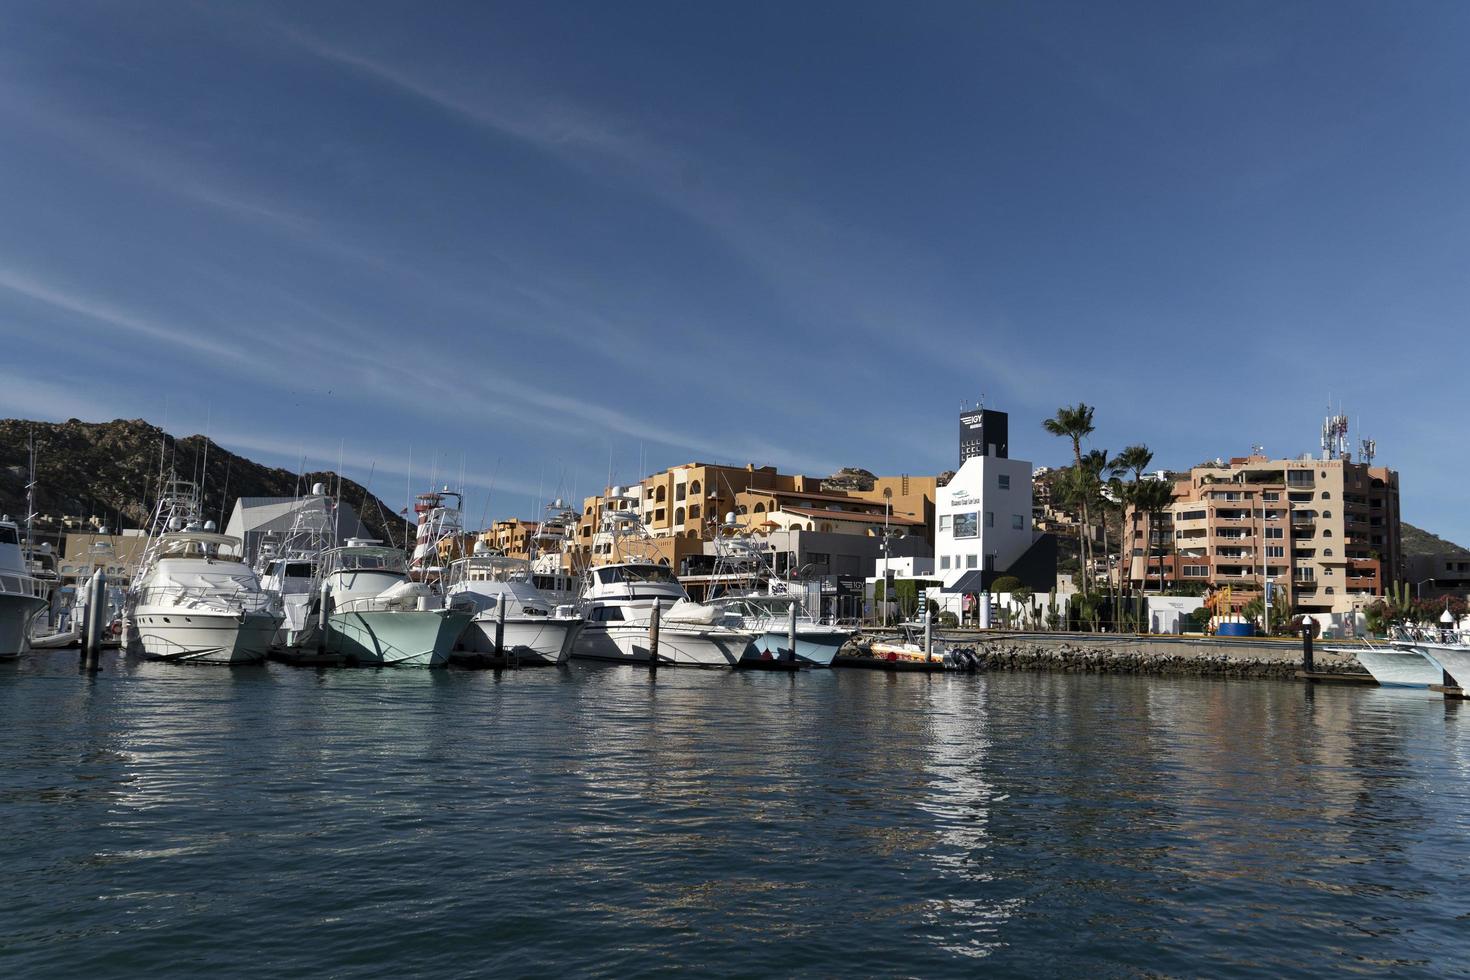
xmin=1 ymin=1 xmax=1465 ymax=541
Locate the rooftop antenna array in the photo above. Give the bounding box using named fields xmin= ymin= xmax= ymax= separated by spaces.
xmin=1359 ymin=437 xmax=1376 ymax=467
xmin=1320 ymin=409 xmax=1350 ymax=461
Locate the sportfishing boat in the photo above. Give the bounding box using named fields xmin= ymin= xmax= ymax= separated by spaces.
xmin=298 ymin=539 xmax=471 ymax=667
xmin=446 ymin=544 xmax=582 ymax=665
xmin=573 ymin=495 xmax=753 ymax=668
xmin=1334 ymin=631 xmax=1446 ymax=688
xmin=1393 ymin=619 xmax=1470 ymax=689
xmin=130 ymin=528 xmax=283 ymax=664
xmin=704 ymin=516 xmax=852 ymax=666
xmin=408 ymin=486 xmax=464 ymax=585
xmin=0 ymin=517 xmax=49 ymax=659
xmin=256 ymin=486 xmax=336 ymax=649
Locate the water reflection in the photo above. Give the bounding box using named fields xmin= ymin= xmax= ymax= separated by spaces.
xmin=3 ymin=654 xmax=1469 ymax=976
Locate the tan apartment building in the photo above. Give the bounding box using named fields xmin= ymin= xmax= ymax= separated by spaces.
xmin=1125 ymin=454 xmax=1401 ymax=615
xmin=573 ymin=462 xmax=935 ymax=566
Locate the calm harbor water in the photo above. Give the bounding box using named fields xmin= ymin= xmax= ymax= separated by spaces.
xmin=3 ymin=654 xmax=1469 ymax=977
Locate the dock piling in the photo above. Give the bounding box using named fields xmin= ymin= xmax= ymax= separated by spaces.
xmin=649 ymin=599 xmax=661 ymax=671
xmin=924 ymin=611 xmax=933 ymax=663
xmin=81 ymin=570 xmax=104 ymax=671
xmin=1301 ymin=622 xmax=1314 ymax=673
xmin=787 ymin=600 xmax=798 ymax=663
xmin=494 ymin=600 xmax=506 ymax=661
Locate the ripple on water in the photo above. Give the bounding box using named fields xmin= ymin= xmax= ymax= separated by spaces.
xmin=2 ymin=657 xmax=1469 ymax=977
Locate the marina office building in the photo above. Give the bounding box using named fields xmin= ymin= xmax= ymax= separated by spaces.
xmin=932 ymin=407 xmax=1056 ymax=607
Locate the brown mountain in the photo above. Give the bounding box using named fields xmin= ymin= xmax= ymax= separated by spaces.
xmin=0 ymin=418 xmax=408 ymax=545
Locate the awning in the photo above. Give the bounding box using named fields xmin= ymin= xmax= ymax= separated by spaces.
xmin=943 ymin=570 xmax=988 ymax=593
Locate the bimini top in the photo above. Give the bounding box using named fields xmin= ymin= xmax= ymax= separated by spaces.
xmin=326 ymin=544 xmax=408 ymax=572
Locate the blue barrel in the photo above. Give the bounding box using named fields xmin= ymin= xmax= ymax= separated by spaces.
xmin=1217 ymin=622 xmax=1255 ymax=637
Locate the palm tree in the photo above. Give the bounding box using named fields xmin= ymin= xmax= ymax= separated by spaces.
xmin=1108 ymin=445 xmax=1153 ymax=630
xmin=1080 ymin=448 xmax=1111 ymax=612
xmin=1134 ymin=477 xmax=1177 ymax=606
xmin=1044 ymin=403 xmax=1096 ymax=586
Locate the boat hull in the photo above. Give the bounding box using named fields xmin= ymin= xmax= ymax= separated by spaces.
xmin=574 ymin=623 xmax=752 ymax=668
xmin=0 ymin=593 xmax=48 ymax=659
xmin=134 ymin=609 xmax=282 ymax=665
xmin=459 ymin=616 xmax=582 ymax=665
xmin=1355 ymin=648 xmax=1444 ymax=688
xmin=1413 ymin=644 xmax=1470 ymax=690
xmin=327 ymin=609 xmax=472 ymax=667
xmin=748 ymin=628 xmax=852 ymax=667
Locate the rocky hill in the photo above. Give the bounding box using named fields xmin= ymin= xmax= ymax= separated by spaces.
xmin=1402 ymin=522 xmax=1469 ymax=558
xmin=0 ymin=418 xmax=408 ymax=545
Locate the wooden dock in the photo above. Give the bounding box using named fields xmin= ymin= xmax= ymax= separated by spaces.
xmin=833 ymin=654 xmax=947 ymax=673
xmin=1295 ymin=670 xmax=1376 ymax=685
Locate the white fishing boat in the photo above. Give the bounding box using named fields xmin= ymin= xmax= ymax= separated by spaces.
xmin=297 ymin=540 xmax=471 ymax=667
xmin=1394 ymin=619 xmax=1470 ymax=690
xmin=256 ymin=486 xmax=336 ymax=649
xmin=447 ymin=545 xmax=583 ymax=665
xmin=0 ymin=517 xmax=49 ymax=659
xmin=1335 ymin=636 xmax=1446 ymax=688
xmin=704 ymin=515 xmax=852 ymax=666
xmin=573 ymin=495 xmax=753 ymax=668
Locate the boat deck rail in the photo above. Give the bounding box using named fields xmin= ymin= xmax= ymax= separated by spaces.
xmin=133 ymin=584 xmax=281 ymax=615
xmin=0 ymin=571 xmax=50 ymax=600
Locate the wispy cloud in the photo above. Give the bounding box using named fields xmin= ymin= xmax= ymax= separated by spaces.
xmin=0 ymin=264 xmax=243 ymax=361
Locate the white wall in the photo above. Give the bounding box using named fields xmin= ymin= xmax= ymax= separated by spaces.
xmin=934 ymin=454 xmax=1035 ymax=588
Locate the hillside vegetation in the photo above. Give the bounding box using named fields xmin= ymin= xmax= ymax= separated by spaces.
xmin=0 ymin=418 xmax=407 ymax=546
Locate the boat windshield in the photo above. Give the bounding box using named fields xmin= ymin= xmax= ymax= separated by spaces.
xmin=337 ymin=549 xmax=407 ymax=573
xmin=597 ymin=564 xmax=677 ymax=585
xmin=158 ymin=536 xmax=244 ymax=562
xmin=0 ymin=525 xmax=18 ymax=546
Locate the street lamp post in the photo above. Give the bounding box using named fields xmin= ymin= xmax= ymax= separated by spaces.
xmin=883 ymin=487 xmax=893 ymax=628
xmin=1416 ymin=577 xmax=1436 ymax=600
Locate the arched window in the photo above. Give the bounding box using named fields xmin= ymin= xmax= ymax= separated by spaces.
xmin=690 ymin=480 xmax=701 ymax=495
xmin=674 ymin=507 xmax=685 ymax=525
xmin=807 ymin=522 xmax=814 ymax=531
xmin=1321 ymin=492 xmax=1331 ymax=499
xmin=1324 ymin=548 xmax=1333 ymax=556
xmin=1323 ymin=529 xmax=1333 ymax=537
xmin=655 ymin=486 xmax=666 ymax=502
xmin=1325 ymin=587 xmax=1335 ymax=594
xmin=1322 ymin=510 xmax=1332 ymax=518
xmin=754 ymin=502 xmax=766 ymax=513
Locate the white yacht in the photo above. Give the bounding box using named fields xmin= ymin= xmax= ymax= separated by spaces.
xmin=572 ymin=496 xmax=753 ymax=667
xmin=130 ymin=529 xmax=284 ymax=664
xmin=0 ymin=517 xmax=49 ymax=659
xmin=1394 ymin=621 xmax=1470 ymax=689
xmin=446 ymin=545 xmax=583 ymax=665
xmin=1335 ymin=636 xmax=1445 ymax=688
xmin=576 ymin=561 xmax=754 ymax=667
xmin=297 ymin=540 xmax=472 ymax=667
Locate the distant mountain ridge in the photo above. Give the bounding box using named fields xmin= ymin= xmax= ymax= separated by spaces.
xmin=0 ymin=418 xmax=408 ymax=546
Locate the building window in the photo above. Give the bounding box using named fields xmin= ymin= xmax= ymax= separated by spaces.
xmin=985 ymin=511 xmax=995 ymax=528
xmin=1264 ymin=492 xmax=1279 ymax=502
xmin=939 ymin=515 xmax=950 ymax=531
xmin=1267 ymin=546 xmax=1284 ymax=557
xmin=1266 ymin=527 xmax=1283 ymax=539
xmin=690 ymin=480 xmax=701 ymax=495
xmin=1012 ymin=514 xmax=1024 ymax=530
xmin=998 ymin=474 xmax=1010 ymax=490
xmin=984 ymin=554 xmax=997 ymax=571
xmin=754 ymin=502 xmax=766 ymax=513
xmin=1287 ymin=471 xmax=1313 ymax=487
xmin=689 ymin=504 xmax=700 ymax=519
xmin=1320 ymin=492 xmax=1330 ymax=500
xmin=655 ymin=487 xmax=666 ymax=502
xmin=940 ymin=555 xmax=950 ymax=570
xmin=674 ymin=507 xmax=684 ymax=525
xmin=1322 ymin=510 xmax=1332 ymax=519
xmin=1323 ymin=548 xmax=1332 ymax=556
xmin=676 ymin=484 xmax=686 ymax=501
xmin=1183 ymin=565 xmax=1209 ymax=577
xmin=655 ymin=509 xmax=665 ymax=521
xmin=1325 ymin=587 xmax=1335 ymax=594
xmin=966 ymin=554 xmax=978 ymax=569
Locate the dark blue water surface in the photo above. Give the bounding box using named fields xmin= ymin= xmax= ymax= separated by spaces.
xmin=3 ymin=653 xmax=1469 ymax=977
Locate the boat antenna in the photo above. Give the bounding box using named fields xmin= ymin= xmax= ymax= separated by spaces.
xmin=218 ymin=452 xmax=233 ymax=529
xmin=24 ymin=428 xmax=36 ymax=549
xmin=199 ymin=405 xmax=211 ymax=515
